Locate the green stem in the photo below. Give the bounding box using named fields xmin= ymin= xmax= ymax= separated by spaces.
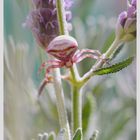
xmin=70 ymin=67 xmax=82 ymax=134
xmin=69 ymin=68 xmax=82 ymax=135
xmin=70 ymin=67 xmax=77 ymax=82
xmin=56 ymin=0 xmax=68 ymax=35
xmin=72 ymin=86 xmax=82 ymax=134
xmin=105 ymin=37 xmax=121 ymax=58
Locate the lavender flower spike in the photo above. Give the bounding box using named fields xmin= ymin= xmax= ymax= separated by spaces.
xmin=25 ymin=0 xmax=73 ymax=50
xmin=131 ymin=0 xmax=136 ymax=8
xmin=116 ymin=0 xmax=136 ymax=42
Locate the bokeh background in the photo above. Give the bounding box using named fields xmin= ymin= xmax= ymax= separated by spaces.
xmin=4 ymin=0 xmax=136 ymax=140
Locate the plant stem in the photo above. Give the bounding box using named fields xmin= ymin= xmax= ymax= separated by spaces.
xmin=105 ymin=37 xmax=122 ymax=58
xmin=81 ymin=37 xmax=121 ymax=83
xmin=56 ymin=0 xmax=68 ymax=35
xmin=56 ymin=0 xmax=82 ymax=136
xmin=71 ymin=86 xmax=82 ymax=134
xmin=52 ymin=1 xmax=71 ymax=140
xmin=69 ymin=67 xmax=82 ymax=134
xmin=52 ymin=67 xmax=71 ymax=140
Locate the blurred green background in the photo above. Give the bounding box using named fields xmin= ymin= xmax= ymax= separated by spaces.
xmin=4 ymin=0 xmax=136 ymax=140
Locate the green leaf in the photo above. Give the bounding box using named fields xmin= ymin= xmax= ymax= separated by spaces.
xmin=103 ymin=111 xmax=132 ymax=140
xmin=82 ymin=94 xmax=96 ymax=134
xmin=73 ymin=128 xmax=83 ymax=140
xmin=93 ymin=57 xmax=134 ymax=75
xmin=110 ymin=44 xmax=124 ymax=61
xmin=102 ymin=32 xmax=115 ymax=53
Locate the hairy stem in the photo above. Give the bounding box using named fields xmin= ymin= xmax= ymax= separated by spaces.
xmin=52 ymin=0 xmax=71 ymax=140
xmin=52 ymin=67 xmax=71 ymax=140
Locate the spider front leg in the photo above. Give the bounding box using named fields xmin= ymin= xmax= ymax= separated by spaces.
xmin=73 ymin=49 xmax=101 ymax=63
xmin=73 ymin=53 xmax=100 ymax=63
xmin=73 ymin=49 xmax=109 ymax=64
xmin=73 ymin=49 xmax=101 ymax=60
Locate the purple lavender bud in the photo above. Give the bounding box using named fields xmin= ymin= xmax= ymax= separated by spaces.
xmin=64 ymin=0 xmax=73 ymax=9
xmin=116 ymin=0 xmax=136 ymax=42
xmin=127 ymin=5 xmax=136 ymax=18
xmin=33 ymin=0 xmax=56 ymax=9
xmin=65 ymin=11 xmax=72 ymax=21
xmin=118 ymin=11 xmax=127 ymax=27
xmin=131 ymin=0 xmax=136 ymax=8
xmin=25 ymin=0 xmax=73 ymax=50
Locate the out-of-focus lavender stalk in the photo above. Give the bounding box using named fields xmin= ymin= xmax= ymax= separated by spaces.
xmin=25 ymin=0 xmax=72 ymax=49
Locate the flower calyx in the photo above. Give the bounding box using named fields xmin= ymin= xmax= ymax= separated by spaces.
xmin=116 ymin=0 xmax=136 ymax=42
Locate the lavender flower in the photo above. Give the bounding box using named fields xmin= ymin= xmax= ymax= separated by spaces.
xmin=116 ymin=0 xmax=136 ymax=42
xmin=25 ymin=0 xmax=73 ymax=49
xmin=131 ymin=0 xmax=136 ymax=7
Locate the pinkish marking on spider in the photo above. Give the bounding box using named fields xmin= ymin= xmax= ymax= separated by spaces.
xmin=47 ymin=35 xmax=78 ymax=61
xmin=38 ymin=35 xmax=105 ymax=95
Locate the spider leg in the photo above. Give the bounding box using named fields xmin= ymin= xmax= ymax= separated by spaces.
xmin=38 ymin=77 xmax=53 ymax=96
xmin=73 ymin=50 xmax=110 ymax=65
xmin=45 ymin=62 xmax=64 ymax=74
xmin=74 ymin=54 xmax=99 ymax=63
xmin=73 ymin=49 xmax=101 ymax=61
xmin=99 ymin=54 xmax=110 ymax=65
xmin=38 ymin=62 xmax=64 ymax=96
xmin=38 ymin=59 xmax=61 ymax=74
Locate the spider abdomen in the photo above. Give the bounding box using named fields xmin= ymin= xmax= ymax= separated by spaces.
xmin=47 ymin=35 xmax=78 ymax=60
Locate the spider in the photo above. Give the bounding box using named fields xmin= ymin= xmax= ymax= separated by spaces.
xmin=38 ymin=35 xmax=105 ymax=95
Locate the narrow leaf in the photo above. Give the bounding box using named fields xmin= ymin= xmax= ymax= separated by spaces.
xmin=82 ymin=94 xmax=95 ymax=134
xmin=93 ymin=57 xmax=134 ymax=75
xmin=102 ymin=32 xmax=115 ymax=53
xmin=73 ymin=128 xmax=82 ymax=140
xmin=110 ymin=44 xmax=124 ymax=61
